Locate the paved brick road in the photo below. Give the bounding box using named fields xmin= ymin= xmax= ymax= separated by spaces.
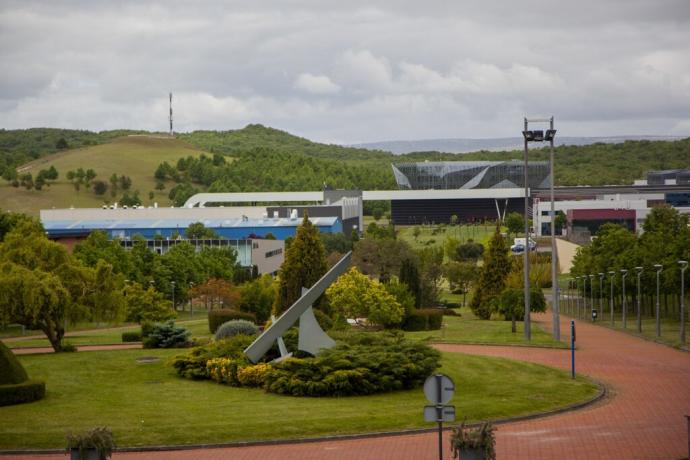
xmin=5 ymin=313 xmax=690 ymax=459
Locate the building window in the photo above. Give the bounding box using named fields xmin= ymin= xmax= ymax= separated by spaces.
xmin=265 ymin=248 xmax=283 ymax=258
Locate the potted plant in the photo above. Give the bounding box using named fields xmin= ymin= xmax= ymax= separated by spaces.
xmin=450 ymin=421 xmax=496 ymax=460
xmin=65 ymin=427 xmax=115 ymax=460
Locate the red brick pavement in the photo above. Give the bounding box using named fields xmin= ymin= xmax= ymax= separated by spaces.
xmin=4 ymin=313 xmax=690 ymax=459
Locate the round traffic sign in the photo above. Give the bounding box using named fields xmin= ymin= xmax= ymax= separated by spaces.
xmin=423 ymin=374 xmax=455 ymax=405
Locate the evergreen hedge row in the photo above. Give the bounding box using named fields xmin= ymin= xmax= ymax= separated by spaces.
xmin=0 ymin=380 xmax=46 ymax=406
xmin=402 ymin=309 xmax=443 ymax=331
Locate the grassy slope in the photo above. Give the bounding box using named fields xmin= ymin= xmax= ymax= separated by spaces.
xmin=0 ymin=349 xmax=597 ymax=448
xmin=0 ymin=136 xmax=209 ymax=215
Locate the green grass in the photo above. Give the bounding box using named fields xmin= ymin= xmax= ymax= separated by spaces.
xmin=397 ymin=224 xmax=501 ymax=253
xmin=406 ymin=308 xmax=566 ymax=348
xmin=0 ymin=136 xmax=211 ymax=216
xmin=0 ymin=349 xmax=597 ymax=448
xmin=5 ymin=318 xmax=211 ymax=349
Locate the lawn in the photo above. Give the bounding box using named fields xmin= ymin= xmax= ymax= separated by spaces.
xmin=397 ymin=223 xmax=501 ymax=252
xmin=0 ymin=136 xmax=211 ymax=216
xmin=5 ymin=318 xmax=211 ymax=349
xmin=0 ymin=349 xmax=598 ymax=449
xmin=406 ymin=308 xmax=566 ymax=348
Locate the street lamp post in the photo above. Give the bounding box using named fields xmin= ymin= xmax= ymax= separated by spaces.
xmin=635 ymin=267 xmax=643 ymax=333
xmin=589 ymin=274 xmax=595 ymax=320
xmin=522 ymin=118 xmax=531 ymax=341
xmin=679 ymin=261 xmax=687 ymax=344
xmin=621 ymin=269 xmax=628 ymax=329
xmin=189 ymin=282 xmax=194 ymax=317
xmin=609 ymin=271 xmax=616 ymax=326
xmin=598 ymin=273 xmax=605 ymax=319
xmin=654 ymin=264 xmax=663 ymax=338
xmin=171 ymin=281 xmax=176 ymax=311
xmin=522 ymin=117 xmax=558 ymax=341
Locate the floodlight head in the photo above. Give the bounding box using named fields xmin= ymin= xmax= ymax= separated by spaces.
xmin=522 ymin=130 xmax=535 ymax=141
xmin=620 ymin=269 xmax=628 ymax=274
xmin=599 ymin=272 xmax=604 ymax=277
xmin=635 ymin=266 xmax=643 ymax=273
xmin=532 ymin=130 xmax=544 ymax=141
xmin=589 ymin=274 xmax=595 ymax=278
xmin=654 ymin=264 xmax=662 ymax=272
xmin=544 ymin=129 xmax=557 ymax=141
xmin=679 ymin=260 xmax=688 ymax=269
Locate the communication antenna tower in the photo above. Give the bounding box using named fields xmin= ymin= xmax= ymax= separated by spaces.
xmin=169 ymin=92 xmax=173 ymax=136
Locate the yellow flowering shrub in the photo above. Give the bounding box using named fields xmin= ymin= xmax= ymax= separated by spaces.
xmin=237 ymin=363 xmax=271 ymax=387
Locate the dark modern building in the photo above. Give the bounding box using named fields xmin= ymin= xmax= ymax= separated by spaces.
xmin=388 ymin=161 xmax=548 ymax=224
xmin=392 ymin=160 xmax=550 ymax=190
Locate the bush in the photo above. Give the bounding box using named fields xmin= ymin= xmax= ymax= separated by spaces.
xmin=264 ymin=332 xmax=441 ymax=397
xmin=0 ymin=380 xmax=46 ymax=407
xmin=402 ymin=309 xmax=443 ymax=331
xmin=237 ymin=363 xmax=272 ymax=387
xmin=143 ymin=321 xmax=191 ymax=349
xmin=122 ymin=331 xmax=142 ymax=342
xmin=208 ymin=309 xmax=256 ymax=333
xmin=60 ymin=342 xmax=77 ymax=352
xmin=206 ymin=357 xmax=246 ymax=385
xmin=214 ymin=320 xmax=259 ymax=341
xmin=170 ymin=334 xmax=255 ymax=380
xmin=0 ymin=340 xmax=28 ymax=385
xmin=141 ymin=321 xmax=155 ymax=338
xmin=313 ymin=309 xmax=333 ymax=330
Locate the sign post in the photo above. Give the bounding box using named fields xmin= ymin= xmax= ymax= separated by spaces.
xmin=423 ymin=374 xmax=455 ymax=460
xmin=570 ymin=320 xmax=576 ymax=379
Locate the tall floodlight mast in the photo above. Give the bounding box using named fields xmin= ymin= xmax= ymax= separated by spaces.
xmin=169 ymin=92 xmax=173 ymax=136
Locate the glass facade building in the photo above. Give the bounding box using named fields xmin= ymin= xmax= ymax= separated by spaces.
xmin=392 ymin=160 xmax=550 ymax=190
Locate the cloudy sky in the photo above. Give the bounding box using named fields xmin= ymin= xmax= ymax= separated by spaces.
xmin=1 ymin=0 xmax=689 ymax=143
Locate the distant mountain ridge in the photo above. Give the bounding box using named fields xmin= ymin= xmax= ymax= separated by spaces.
xmin=351 ymin=135 xmax=689 ymax=155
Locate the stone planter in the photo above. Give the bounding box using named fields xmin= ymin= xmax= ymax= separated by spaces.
xmin=457 ymin=447 xmax=485 ymax=460
xmin=70 ymin=448 xmax=101 ymax=460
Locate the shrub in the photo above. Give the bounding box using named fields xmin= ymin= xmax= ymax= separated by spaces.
xmin=121 ymin=331 xmax=142 ymax=342
xmin=402 ymin=309 xmax=443 ymax=331
xmin=207 ymin=357 xmax=246 ymax=385
xmin=214 ymin=320 xmax=259 ymax=341
xmin=0 ymin=340 xmax=28 ymax=385
xmin=313 ymin=309 xmax=333 ymax=330
xmin=0 ymin=380 xmax=46 ymax=407
xmin=170 ymin=334 xmax=254 ymax=380
xmin=60 ymin=342 xmax=77 ymax=353
xmin=208 ymin=309 xmax=256 ymax=333
xmin=143 ymin=321 xmax=191 ymax=349
xmin=141 ymin=321 xmax=155 ymax=338
xmin=237 ymin=363 xmax=271 ymax=387
xmin=263 ymin=332 xmax=441 ymax=397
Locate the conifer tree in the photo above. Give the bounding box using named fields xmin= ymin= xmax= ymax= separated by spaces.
xmin=470 ymin=223 xmax=511 ymax=319
xmin=399 ymin=257 xmax=421 ymax=308
xmin=273 ymin=213 xmax=328 ymax=315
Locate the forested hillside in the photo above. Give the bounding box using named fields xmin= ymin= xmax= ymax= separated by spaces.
xmin=1 ymin=125 xmax=688 ymax=213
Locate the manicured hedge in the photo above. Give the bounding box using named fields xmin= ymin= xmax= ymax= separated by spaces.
xmin=0 ymin=340 xmax=28 ymax=385
xmin=0 ymin=380 xmax=46 ymax=407
xmin=121 ymin=331 xmax=142 ymax=342
xmin=402 ymin=309 xmax=443 ymax=331
xmin=264 ymin=333 xmax=441 ymax=396
xmin=208 ymin=309 xmax=256 ymax=333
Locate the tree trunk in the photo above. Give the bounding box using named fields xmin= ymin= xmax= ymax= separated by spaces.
xmin=42 ymin=321 xmax=64 ymax=352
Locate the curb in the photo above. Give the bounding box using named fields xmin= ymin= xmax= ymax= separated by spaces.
xmin=0 ymin=380 xmax=607 ymax=456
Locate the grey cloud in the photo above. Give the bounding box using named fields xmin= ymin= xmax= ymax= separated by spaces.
xmin=0 ymin=0 xmax=689 ymax=142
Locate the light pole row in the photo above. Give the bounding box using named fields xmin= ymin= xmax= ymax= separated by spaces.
xmin=567 ymin=260 xmax=687 ymax=344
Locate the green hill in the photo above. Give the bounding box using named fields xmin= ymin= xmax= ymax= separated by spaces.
xmin=1 ymin=125 xmax=689 ymax=216
xmin=0 ymin=136 xmax=209 ymax=215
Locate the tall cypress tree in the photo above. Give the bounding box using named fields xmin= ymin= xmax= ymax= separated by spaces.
xmin=273 ymin=213 xmax=328 ymax=316
xmin=470 ymin=223 xmax=511 ymax=319
xmin=399 ymin=257 xmax=421 ymax=308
